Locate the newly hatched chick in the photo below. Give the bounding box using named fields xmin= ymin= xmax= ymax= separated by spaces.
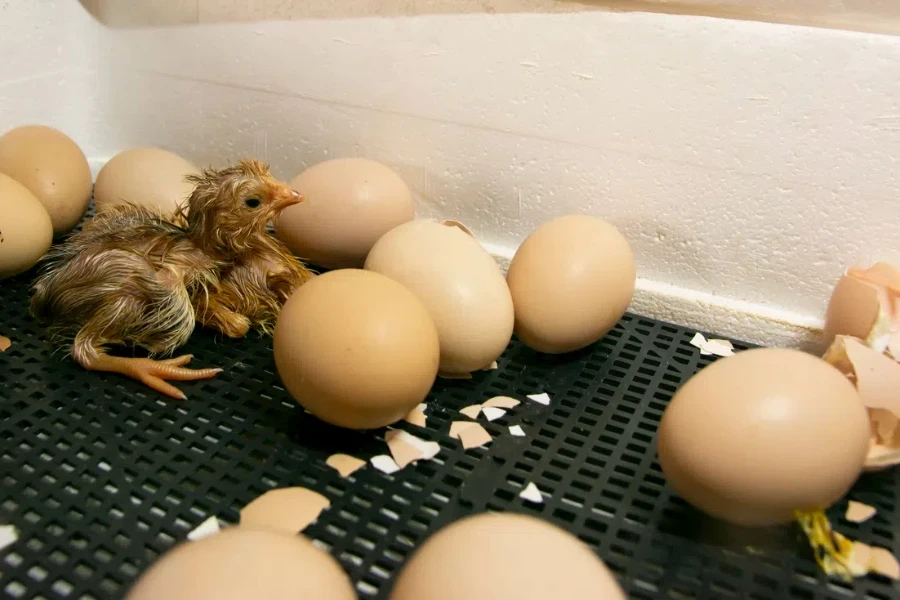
xmin=30 ymin=159 xmax=313 ymax=400
xmin=175 ymin=161 xmax=314 ymax=338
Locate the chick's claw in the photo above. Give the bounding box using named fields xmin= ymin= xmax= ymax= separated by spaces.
xmin=86 ymin=353 xmax=222 ymax=400
xmin=128 ymin=356 xmax=223 ymax=400
xmin=159 ymin=354 xmax=195 ymax=367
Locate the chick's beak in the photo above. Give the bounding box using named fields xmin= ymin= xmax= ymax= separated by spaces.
xmin=276 ymin=189 xmax=303 ymax=210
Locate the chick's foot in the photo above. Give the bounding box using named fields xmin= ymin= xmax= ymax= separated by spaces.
xmin=83 ymin=353 xmax=222 ymax=400
xmin=200 ymin=301 xmax=251 ymax=339
xmin=219 ymin=313 xmax=251 ymax=338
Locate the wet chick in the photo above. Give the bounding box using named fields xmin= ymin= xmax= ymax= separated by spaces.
xmin=30 ymin=159 xmax=314 ymax=400
xmin=175 ymin=161 xmax=314 ymax=338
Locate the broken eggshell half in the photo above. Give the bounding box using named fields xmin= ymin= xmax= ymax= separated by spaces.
xmin=824 ymin=262 xmax=900 ymax=352
xmin=823 ymin=335 xmax=900 ymax=470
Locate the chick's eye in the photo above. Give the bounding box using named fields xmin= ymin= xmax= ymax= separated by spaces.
xmin=244 ymin=197 xmax=261 ymax=209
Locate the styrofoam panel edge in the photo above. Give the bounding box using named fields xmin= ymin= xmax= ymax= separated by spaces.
xmin=482 ymin=241 xmax=824 ymax=352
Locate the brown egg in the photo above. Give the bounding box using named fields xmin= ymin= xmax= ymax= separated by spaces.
xmin=0 ymin=125 xmax=92 ymax=235
xmin=125 ymin=528 xmax=355 ymax=600
xmin=506 ymin=215 xmax=636 ymax=354
xmin=0 ymin=173 xmax=53 ymax=280
xmin=390 ymin=512 xmax=626 ymax=600
xmin=365 ymin=220 xmax=514 ymax=375
xmin=657 ymin=348 xmax=870 ymax=527
xmin=94 ymin=147 xmax=200 ymax=216
xmin=274 ymin=269 xmax=439 ymax=429
xmin=275 ymin=158 xmax=415 ymax=269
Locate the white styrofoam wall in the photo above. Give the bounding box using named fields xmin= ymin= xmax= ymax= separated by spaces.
xmin=0 ymin=2 xmax=102 ymax=157
xmin=4 ymin=4 xmax=900 ymax=350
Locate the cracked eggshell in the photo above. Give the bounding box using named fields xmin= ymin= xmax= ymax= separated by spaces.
xmin=274 ymin=269 xmax=440 ymax=429
xmin=390 ymin=512 xmax=625 ymax=600
xmin=0 ymin=125 xmax=92 ymax=236
xmin=824 ymin=275 xmax=881 ymax=344
xmin=0 ymin=173 xmax=53 ymax=280
xmin=848 ymin=262 xmax=900 ymax=293
xmin=94 ymin=147 xmax=200 ymax=217
xmin=657 ymin=348 xmax=870 ymax=527
xmin=275 ymin=158 xmax=415 ymax=269
xmin=825 ymin=262 xmax=900 ymax=352
xmin=125 ymin=527 xmax=355 ymax=600
xmin=365 ymin=220 xmax=514 ymax=375
xmin=824 ymin=335 xmax=900 ymax=471
xmin=506 ymin=215 xmax=636 ymax=354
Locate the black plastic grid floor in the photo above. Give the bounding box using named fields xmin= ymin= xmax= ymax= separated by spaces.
xmin=2 ymin=230 xmax=899 ymax=599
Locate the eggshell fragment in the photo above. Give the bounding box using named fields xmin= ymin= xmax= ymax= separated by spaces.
xmin=821 ymin=537 xmax=900 ymax=581
xmin=326 ymin=454 xmax=366 ymax=478
xmin=506 ymin=215 xmax=636 ymax=354
xmin=823 ymin=335 xmax=900 ymax=470
xmin=273 ymin=269 xmax=440 ymax=430
xmin=389 ymin=513 xmax=626 ymax=600
xmin=0 ymin=525 xmax=18 ymax=552
xmin=371 ymin=455 xmax=401 ymax=474
xmin=871 ymin=409 xmax=898 ymax=446
xmin=483 ymin=396 xmax=520 ymax=409
xmin=481 ymin=407 xmax=506 ymax=421
xmin=459 ymin=405 xmax=483 ymax=419
xmin=450 ymin=421 xmax=492 ymax=449
xmin=0 ymin=336 xmax=10 ymax=352
xmin=519 ymin=482 xmax=543 ymax=503
xmin=689 ymin=333 xmax=735 ymax=357
xmin=240 ymin=487 xmax=330 ymax=534
xmin=187 ymin=516 xmax=221 ymax=541
xmin=865 ymin=445 xmax=900 ymax=471
xmin=845 ymin=539 xmax=900 ymax=581
xmin=275 ymin=158 xmax=415 ymax=269
xmin=845 ymin=501 xmax=877 ymax=524
xmin=365 ymin=220 xmax=514 ymax=375
xmin=0 ymin=125 xmax=91 ymax=235
xmin=94 ymin=147 xmax=200 ymax=217
xmin=403 ymin=404 xmax=427 ymax=428
xmin=822 ymin=335 xmax=858 ymax=380
xmin=871 ymin=547 xmax=900 ymax=580
xmin=842 ymin=337 xmax=900 ymax=414
xmin=848 ymin=262 xmax=900 ymax=293
xmin=509 ymin=425 xmax=526 ymax=436
xmin=704 ymin=339 xmax=735 ymax=356
xmin=401 ymin=431 xmax=441 ymax=461
xmin=387 ymin=434 xmax=421 ymax=468
xmin=449 ymin=421 xmax=476 ymax=438
xmin=125 ymin=528 xmax=356 ymax=600
xmin=0 ymin=173 xmax=53 ymax=280
xmin=658 ymin=348 xmax=870 ymax=527
xmin=526 ymin=392 xmax=551 ymax=405
xmin=825 ymin=262 xmax=900 ymax=351
xmin=849 ymin=542 xmax=873 ymax=577
xmin=386 ymin=430 xmax=440 ymax=468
